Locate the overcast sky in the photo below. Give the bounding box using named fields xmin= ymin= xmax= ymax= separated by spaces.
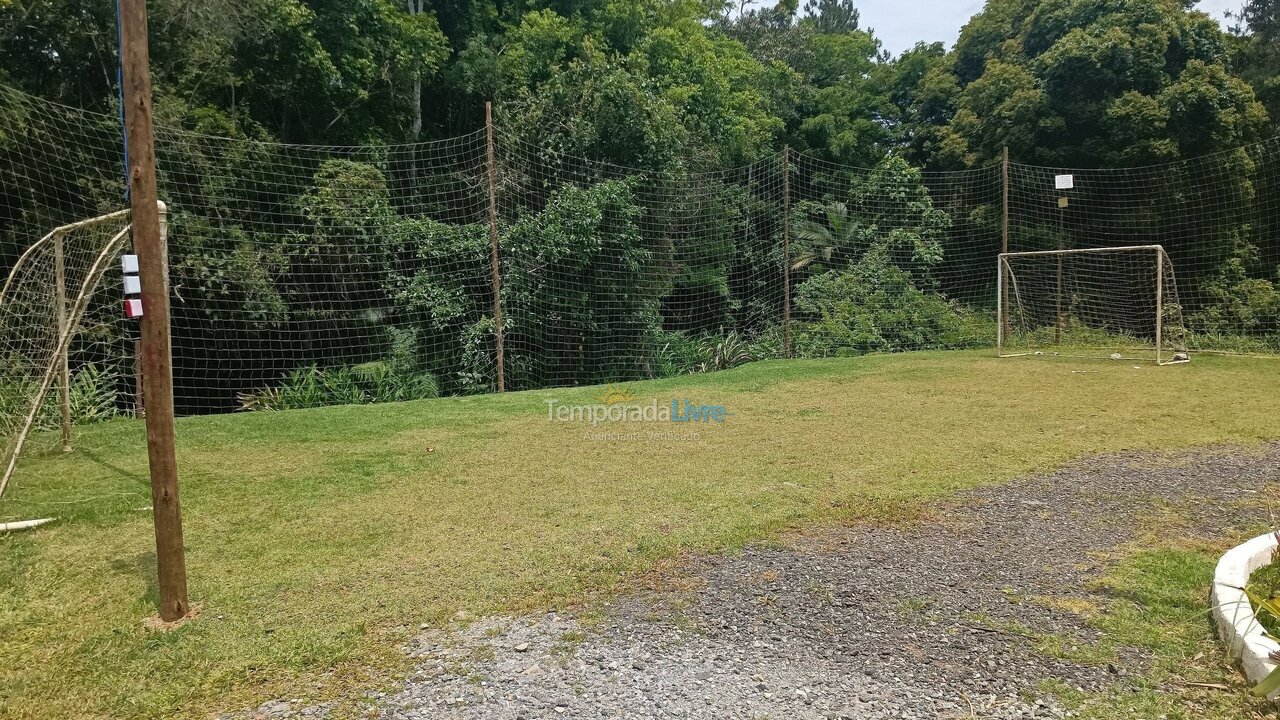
xmin=745 ymin=0 xmax=1243 ymax=57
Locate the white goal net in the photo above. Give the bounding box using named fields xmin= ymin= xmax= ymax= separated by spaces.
xmin=998 ymin=245 xmax=1189 ymax=365
xmin=0 ymin=208 xmax=137 ymax=496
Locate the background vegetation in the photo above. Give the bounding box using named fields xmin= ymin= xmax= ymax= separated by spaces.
xmin=0 ymin=0 xmax=1277 ymax=414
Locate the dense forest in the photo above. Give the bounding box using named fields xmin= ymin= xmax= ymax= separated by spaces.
xmin=0 ymin=0 xmax=1278 ymax=415
xmin=1 ymin=0 xmax=1274 ymax=165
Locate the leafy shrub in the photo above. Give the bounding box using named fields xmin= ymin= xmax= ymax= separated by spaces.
xmin=652 ymin=329 xmax=776 ymax=377
xmin=793 ymin=253 xmax=988 ymax=357
xmin=0 ymin=362 xmax=119 ymax=435
xmin=504 ymin=179 xmax=665 ymax=387
xmin=238 ymin=363 xmax=440 ymax=411
xmin=653 ymin=331 xmax=710 ymax=378
xmin=68 ymin=363 xmax=119 ymax=425
xmin=238 ymin=329 xmax=439 ymax=411
xmin=1191 ymin=259 xmax=1280 ymax=336
xmin=790 ymin=158 xmax=950 ymax=286
xmin=697 ymin=331 xmax=756 ymax=371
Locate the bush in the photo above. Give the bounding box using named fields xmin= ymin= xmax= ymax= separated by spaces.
xmin=793 ymin=254 xmax=989 ymax=357
xmin=652 ymin=330 xmax=710 ymax=377
xmin=652 ymin=328 xmax=779 ymax=377
xmin=238 ymin=329 xmax=440 ymax=411
xmin=237 ymin=363 xmax=440 ymax=411
xmin=0 ymin=362 xmax=119 ymax=435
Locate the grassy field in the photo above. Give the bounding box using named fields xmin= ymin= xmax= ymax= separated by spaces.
xmin=1 ymin=350 xmax=1278 ymax=719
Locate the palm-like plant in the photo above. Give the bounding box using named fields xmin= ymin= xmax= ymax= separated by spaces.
xmin=791 ymin=202 xmax=862 ymax=272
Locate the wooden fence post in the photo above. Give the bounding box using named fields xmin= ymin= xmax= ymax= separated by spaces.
xmin=485 ymin=102 xmax=505 ymax=392
xmin=782 ymin=146 xmax=793 ymax=360
xmin=1001 ymin=146 xmax=1010 ymax=344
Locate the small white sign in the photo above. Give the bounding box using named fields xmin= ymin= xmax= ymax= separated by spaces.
xmin=123 ymin=276 xmax=141 ymax=295
xmin=121 ymin=254 xmax=139 ymax=274
xmin=124 ymin=298 xmax=144 ymax=318
xmin=1055 ymin=174 xmax=1074 ymax=190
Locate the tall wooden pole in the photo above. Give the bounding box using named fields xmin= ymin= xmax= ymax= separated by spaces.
xmin=120 ymin=0 xmax=190 ymax=622
xmin=1056 ymin=206 xmax=1064 ymax=346
xmin=53 ymin=232 xmax=71 ymax=453
xmin=485 ymin=102 xmax=505 ymax=392
xmin=782 ymin=146 xmax=793 ymax=360
xmin=1000 ymin=147 xmax=1010 ymax=342
xmin=1154 ymin=247 xmax=1164 ymax=366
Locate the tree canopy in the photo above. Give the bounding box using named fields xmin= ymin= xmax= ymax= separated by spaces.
xmin=0 ymin=0 xmax=1272 ymax=166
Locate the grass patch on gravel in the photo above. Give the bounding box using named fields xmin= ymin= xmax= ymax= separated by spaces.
xmin=1037 ymin=501 xmax=1280 ymax=719
xmin=2 ymin=351 xmax=1278 ymax=719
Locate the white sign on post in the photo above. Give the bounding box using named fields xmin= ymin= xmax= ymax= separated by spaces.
xmin=1055 ymin=174 xmax=1074 ymax=191
xmin=123 ymin=275 xmax=141 ymax=295
xmin=121 ymin=254 xmax=139 ymax=274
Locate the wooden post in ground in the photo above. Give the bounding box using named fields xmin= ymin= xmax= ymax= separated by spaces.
xmin=1000 ymin=147 xmax=1010 ymax=345
xmin=120 ymin=0 xmax=189 ymax=622
xmin=1154 ymin=247 xmax=1164 ymax=366
xmin=1055 ymin=182 xmax=1065 ymax=346
xmin=1055 ymin=240 xmax=1064 ymax=346
xmin=782 ymin=146 xmax=792 ymax=359
xmin=53 ymin=232 xmax=71 ymax=452
xmin=134 ymin=339 xmax=144 ymax=418
xmin=485 ymin=102 xmax=505 ymax=393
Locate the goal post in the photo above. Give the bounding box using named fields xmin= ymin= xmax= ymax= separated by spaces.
xmin=997 ymin=245 xmax=1189 ymax=365
xmin=0 ymin=208 xmax=138 ymax=497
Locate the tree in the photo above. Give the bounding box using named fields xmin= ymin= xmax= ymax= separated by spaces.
xmin=0 ymin=0 xmax=449 ymax=143
xmin=721 ymin=0 xmax=890 ymax=165
xmin=1231 ymin=0 xmax=1280 ymax=129
xmin=916 ymin=0 xmax=1268 ymax=168
xmin=792 ymin=157 xmax=949 ymax=281
xmin=802 ymin=0 xmax=859 ymax=35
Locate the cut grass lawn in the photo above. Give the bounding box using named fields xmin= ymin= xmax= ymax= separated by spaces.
xmin=1 ymin=350 xmax=1278 ymax=719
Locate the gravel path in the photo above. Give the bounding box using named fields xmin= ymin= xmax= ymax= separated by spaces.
xmin=258 ymin=444 xmax=1280 ymax=720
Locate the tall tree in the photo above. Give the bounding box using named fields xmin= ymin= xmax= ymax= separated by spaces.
xmin=1231 ymin=0 xmax=1280 ymax=130
xmin=915 ymin=0 xmax=1268 ymax=168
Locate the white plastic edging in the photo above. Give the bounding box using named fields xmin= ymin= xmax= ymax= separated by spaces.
xmin=1211 ymin=530 xmax=1280 ymax=699
xmin=0 ymin=517 xmax=55 ymax=533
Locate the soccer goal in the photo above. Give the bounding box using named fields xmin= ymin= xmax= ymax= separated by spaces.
xmin=997 ymin=245 xmax=1189 ymax=365
xmin=0 ymin=207 xmax=142 ymax=497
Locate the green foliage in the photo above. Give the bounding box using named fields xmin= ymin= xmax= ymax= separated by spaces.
xmin=0 ymin=362 xmax=118 ymax=435
xmin=696 ymin=330 xmax=757 ymax=371
xmin=1193 ymin=256 xmax=1280 ymax=335
xmin=1243 ymin=568 xmax=1280 ymax=697
xmin=653 ymin=330 xmax=711 ymax=377
xmin=239 ymin=361 xmax=439 ymax=412
xmin=504 ymin=179 xmax=665 ymax=387
xmin=1230 ymin=0 xmax=1280 ymax=134
xmin=239 ymin=325 xmax=439 ymax=411
xmin=792 ymin=157 xmax=949 ymax=284
xmin=384 ymin=219 xmax=494 ymax=394
xmin=920 ymin=0 xmax=1269 ymax=168
xmin=652 ymin=328 xmax=781 ymax=377
xmin=793 ymin=255 xmax=990 ymax=357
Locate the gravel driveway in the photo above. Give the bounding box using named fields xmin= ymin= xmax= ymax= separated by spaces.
xmin=259 ymin=444 xmax=1280 ymax=720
